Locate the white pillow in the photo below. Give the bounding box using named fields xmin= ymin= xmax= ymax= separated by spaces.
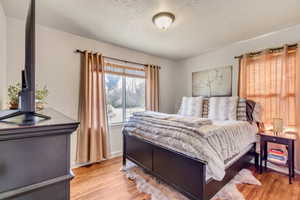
xmin=178 ymin=96 xmax=204 ymax=117
xmin=208 ymin=97 xmax=239 ymax=120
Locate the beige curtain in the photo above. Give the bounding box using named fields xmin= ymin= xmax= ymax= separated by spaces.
xmin=76 ymin=51 xmax=108 ymax=164
xmin=295 ymin=46 xmax=300 ymax=172
xmin=239 ymin=45 xmax=300 ymax=170
xmin=146 ymin=65 xmax=160 ymax=111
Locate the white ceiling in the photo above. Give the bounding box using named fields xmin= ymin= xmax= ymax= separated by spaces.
xmin=1 ymin=0 xmax=300 ymax=60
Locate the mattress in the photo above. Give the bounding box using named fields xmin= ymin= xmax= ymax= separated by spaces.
xmin=205 ymin=143 xmax=254 ymax=181
xmin=225 ymin=143 xmax=254 ymax=168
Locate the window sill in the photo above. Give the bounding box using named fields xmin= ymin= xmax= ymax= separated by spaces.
xmin=109 ymin=123 xmax=124 ymax=127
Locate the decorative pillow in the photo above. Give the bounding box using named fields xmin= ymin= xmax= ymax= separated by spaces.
xmin=245 ymin=99 xmax=256 ymax=122
xmin=208 ymin=97 xmax=239 ymax=120
xmin=178 ymin=96 xmax=204 ymax=117
xmin=202 ymin=98 xmax=209 ymax=118
xmin=252 ymin=103 xmax=262 ymax=122
xmin=237 ymin=98 xmax=247 ymax=121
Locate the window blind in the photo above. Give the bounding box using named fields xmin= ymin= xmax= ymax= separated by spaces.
xmin=239 ymin=46 xmax=297 ymax=128
xmin=104 ymin=60 xmax=146 ymax=79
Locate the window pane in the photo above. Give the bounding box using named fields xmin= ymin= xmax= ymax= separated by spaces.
xmin=125 ymin=77 xmax=145 ymax=120
xmin=105 ymin=74 xmax=123 ymax=124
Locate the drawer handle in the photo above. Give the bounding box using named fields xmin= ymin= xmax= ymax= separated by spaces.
xmin=272 ymin=138 xmax=276 ymax=142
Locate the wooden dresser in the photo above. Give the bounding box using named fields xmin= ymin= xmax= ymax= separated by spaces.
xmin=0 ymin=109 xmax=79 ymax=200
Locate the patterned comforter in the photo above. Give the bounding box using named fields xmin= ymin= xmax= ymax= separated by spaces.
xmin=123 ymin=111 xmax=258 ymax=181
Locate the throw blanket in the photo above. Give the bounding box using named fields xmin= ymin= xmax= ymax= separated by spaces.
xmin=133 ymin=111 xmax=212 ymax=128
xmin=124 ymin=111 xmax=257 ymax=181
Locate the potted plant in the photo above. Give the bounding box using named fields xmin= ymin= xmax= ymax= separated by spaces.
xmin=7 ymin=83 xmax=49 ymax=110
xmin=7 ymin=83 xmax=21 ymax=110
xmin=35 ymin=86 xmax=49 ymax=110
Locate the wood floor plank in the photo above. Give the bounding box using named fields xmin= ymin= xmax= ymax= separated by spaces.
xmin=71 ymin=157 xmax=300 ymax=200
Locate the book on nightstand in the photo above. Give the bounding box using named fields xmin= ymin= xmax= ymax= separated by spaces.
xmin=267 ymin=148 xmax=287 ymax=165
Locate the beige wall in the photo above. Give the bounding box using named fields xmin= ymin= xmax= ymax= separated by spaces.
xmin=174 ymin=25 xmax=300 ymax=174
xmin=0 ymin=2 xmax=6 ymax=109
xmin=6 ymin=10 xmax=300 ymax=168
xmin=175 ymin=24 xmax=300 ymax=105
xmin=6 ymin=17 xmax=178 ymax=166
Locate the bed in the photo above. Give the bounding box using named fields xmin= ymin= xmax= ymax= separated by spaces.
xmin=123 ymin=97 xmax=260 ymax=200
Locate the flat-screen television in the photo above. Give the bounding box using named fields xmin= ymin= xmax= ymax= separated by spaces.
xmin=0 ymin=0 xmax=50 ymax=124
xmin=20 ymin=0 xmax=36 ymax=112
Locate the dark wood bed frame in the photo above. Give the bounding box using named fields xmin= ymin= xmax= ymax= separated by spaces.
xmin=123 ymin=130 xmax=259 ymax=200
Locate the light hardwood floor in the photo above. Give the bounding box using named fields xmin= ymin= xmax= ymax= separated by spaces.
xmin=71 ymin=157 xmax=300 ymax=200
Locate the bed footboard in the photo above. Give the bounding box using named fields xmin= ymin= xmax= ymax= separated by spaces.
xmin=123 ymin=130 xmax=257 ymax=200
xmin=123 ymin=130 xmax=206 ymax=200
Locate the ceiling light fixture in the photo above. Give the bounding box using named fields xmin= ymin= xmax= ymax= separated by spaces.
xmin=152 ymin=12 xmax=175 ymax=30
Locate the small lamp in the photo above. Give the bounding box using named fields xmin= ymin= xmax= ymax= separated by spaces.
xmin=273 ymin=118 xmax=283 ymax=135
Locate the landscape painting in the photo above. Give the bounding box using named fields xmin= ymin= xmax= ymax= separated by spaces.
xmin=192 ymin=66 xmax=232 ymax=97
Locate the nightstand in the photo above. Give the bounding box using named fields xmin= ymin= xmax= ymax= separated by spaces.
xmin=259 ymin=131 xmax=297 ymax=184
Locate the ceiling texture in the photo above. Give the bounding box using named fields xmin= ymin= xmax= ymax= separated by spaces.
xmin=1 ymin=0 xmax=300 ymax=60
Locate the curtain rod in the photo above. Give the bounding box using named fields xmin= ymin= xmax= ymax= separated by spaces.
xmin=234 ymin=43 xmax=298 ymax=59
xmin=75 ymin=49 xmax=150 ymax=67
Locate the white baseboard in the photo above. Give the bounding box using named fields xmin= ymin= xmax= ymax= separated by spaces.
xmin=109 ymin=151 xmax=122 ymax=159
xmin=71 ymin=151 xmax=122 ymax=169
xmin=250 ymin=159 xmax=299 ymax=175
xmin=268 ymin=163 xmax=300 ymax=175
xmin=72 ymin=161 xmax=100 ymax=169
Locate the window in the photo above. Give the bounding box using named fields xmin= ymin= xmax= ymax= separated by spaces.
xmin=105 ymin=74 xmax=123 ymax=124
xmin=125 ymin=77 xmax=146 ymax=120
xmin=239 ymin=46 xmax=297 ymax=128
xmin=104 ymin=61 xmax=146 ymax=124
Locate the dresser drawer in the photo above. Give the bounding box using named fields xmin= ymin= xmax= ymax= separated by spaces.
xmin=261 ymin=135 xmax=289 ymax=145
xmin=8 ymin=181 xmax=69 ymax=200
xmin=0 ymin=134 xmax=69 ymax=193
